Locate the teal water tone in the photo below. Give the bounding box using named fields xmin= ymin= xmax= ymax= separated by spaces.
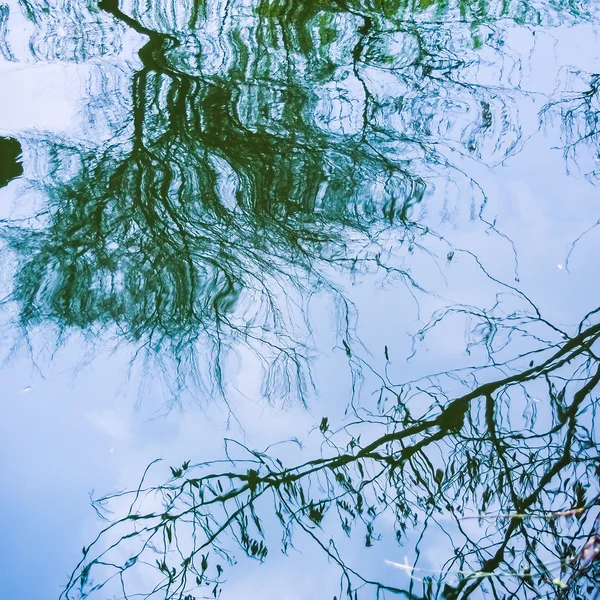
xmin=0 ymin=1 xmax=599 ymax=599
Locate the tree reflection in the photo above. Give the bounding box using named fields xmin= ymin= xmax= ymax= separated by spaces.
xmin=2 ymin=0 xmax=537 ymax=399
xmin=1 ymin=0 xmax=598 ymax=598
xmin=548 ymin=69 xmax=600 ymax=179
xmin=61 ymin=303 xmax=600 ymax=599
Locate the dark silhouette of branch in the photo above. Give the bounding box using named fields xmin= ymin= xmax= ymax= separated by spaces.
xmin=62 ymin=307 xmax=600 ymax=599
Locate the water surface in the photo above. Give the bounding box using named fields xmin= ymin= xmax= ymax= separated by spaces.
xmin=0 ymin=0 xmax=599 ymax=599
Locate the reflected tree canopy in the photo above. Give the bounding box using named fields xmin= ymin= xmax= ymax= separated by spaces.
xmin=1 ymin=0 xmax=558 ymax=397
xmin=0 ymin=0 xmax=598 ymax=598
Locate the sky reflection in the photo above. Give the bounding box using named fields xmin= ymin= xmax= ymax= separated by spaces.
xmin=0 ymin=1 xmax=599 ymax=599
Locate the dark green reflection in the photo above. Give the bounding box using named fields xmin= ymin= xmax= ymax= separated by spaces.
xmin=2 ymin=0 xmax=593 ymax=398
xmin=0 ymin=137 xmax=23 ymax=188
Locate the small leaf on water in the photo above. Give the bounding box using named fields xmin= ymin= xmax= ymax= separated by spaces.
xmin=319 ymin=417 xmax=329 ymax=433
xmin=80 ymin=565 xmax=90 ymax=586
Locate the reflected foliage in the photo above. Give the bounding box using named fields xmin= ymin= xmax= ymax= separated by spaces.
xmin=1 ymin=0 xmax=555 ymax=397
xmin=63 ymin=304 xmax=600 ymax=599
xmin=17 ymin=0 xmax=124 ymax=60
xmin=545 ymin=69 xmax=600 ymax=180
xmin=0 ymin=0 xmax=599 ymax=598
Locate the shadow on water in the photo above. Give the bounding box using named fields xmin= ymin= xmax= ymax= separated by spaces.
xmin=0 ymin=136 xmax=23 ymax=188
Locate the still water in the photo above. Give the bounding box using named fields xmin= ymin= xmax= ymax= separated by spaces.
xmin=0 ymin=0 xmax=599 ymax=598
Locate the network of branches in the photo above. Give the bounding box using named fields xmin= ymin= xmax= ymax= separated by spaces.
xmin=62 ymin=298 xmax=600 ymax=600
